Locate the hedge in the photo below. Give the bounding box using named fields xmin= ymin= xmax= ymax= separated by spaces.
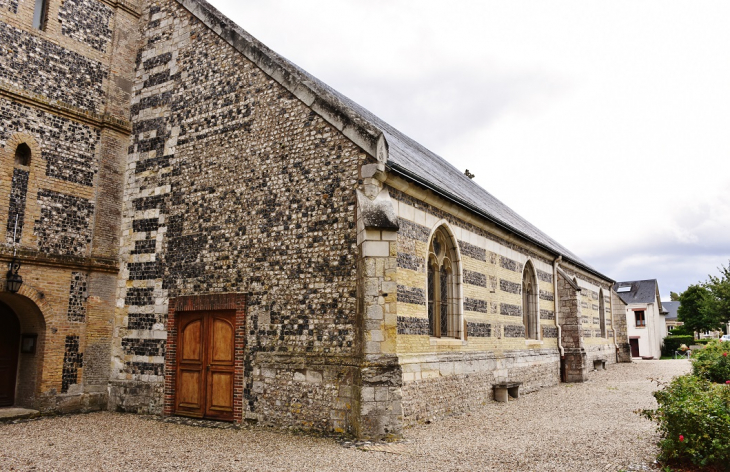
xmin=662 ymin=335 xmax=695 ymax=356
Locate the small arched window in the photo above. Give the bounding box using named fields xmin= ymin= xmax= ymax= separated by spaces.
xmin=15 ymin=143 xmax=31 ymax=166
xmin=599 ymin=288 xmax=606 ymax=337
xmin=522 ymin=261 xmax=539 ymax=339
xmin=427 ymin=226 xmax=460 ymax=338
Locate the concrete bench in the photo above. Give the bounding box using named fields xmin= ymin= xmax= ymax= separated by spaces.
xmin=493 ymin=382 xmax=522 ymax=402
xmin=593 ymin=358 xmax=607 ymax=370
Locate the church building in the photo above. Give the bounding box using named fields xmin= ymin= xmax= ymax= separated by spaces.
xmin=0 ymin=0 xmax=630 ymax=438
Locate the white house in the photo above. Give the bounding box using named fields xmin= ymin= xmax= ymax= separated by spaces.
xmin=614 ymin=280 xmax=668 ymax=359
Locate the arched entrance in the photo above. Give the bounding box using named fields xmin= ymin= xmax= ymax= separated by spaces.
xmin=0 ymin=293 xmax=46 ymax=409
xmin=0 ymin=303 xmax=20 ymax=406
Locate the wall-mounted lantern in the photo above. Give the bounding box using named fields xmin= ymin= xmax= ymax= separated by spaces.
xmin=6 ymin=257 xmax=23 ymax=293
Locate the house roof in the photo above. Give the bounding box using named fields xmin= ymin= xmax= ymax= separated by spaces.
xmin=662 ymin=301 xmax=680 ymax=320
xmin=614 ymin=280 xmax=664 ymax=312
xmin=180 ymin=0 xmax=610 ymax=282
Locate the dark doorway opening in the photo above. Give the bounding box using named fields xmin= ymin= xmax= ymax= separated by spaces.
xmin=0 ymin=303 xmax=20 ymax=406
xmin=629 ymin=338 xmax=640 ymax=358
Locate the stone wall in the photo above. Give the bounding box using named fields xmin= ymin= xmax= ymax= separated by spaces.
xmin=0 ymin=0 xmax=138 ymax=414
xmin=401 ymin=349 xmax=559 ymax=425
xmin=111 ymin=0 xmax=367 ymax=435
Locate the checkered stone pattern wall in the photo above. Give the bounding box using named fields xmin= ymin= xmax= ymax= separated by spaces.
xmin=0 ymin=98 xmax=100 ymax=187
xmin=112 ymin=0 xmax=366 ymax=433
xmin=67 ymin=272 xmax=88 ymax=322
xmin=34 ymin=189 xmax=94 ymax=256
xmin=59 ymin=0 xmax=114 ymax=52
xmin=0 ymin=21 xmax=108 ymax=112
xmin=61 ymin=335 xmax=83 ymax=393
xmin=0 ymin=0 xmax=17 ymax=14
xmin=6 ymin=168 xmax=28 ymax=243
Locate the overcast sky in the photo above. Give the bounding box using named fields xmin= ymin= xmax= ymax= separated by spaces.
xmin=207 ymin=0 xmax=730 ymax=301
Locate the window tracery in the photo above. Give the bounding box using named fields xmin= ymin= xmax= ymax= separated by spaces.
xmin=427 ymin=226 xmax=460 ymax=338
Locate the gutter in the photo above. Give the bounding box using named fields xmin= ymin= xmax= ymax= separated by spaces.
xmin=387 ymin=162 xmax=613 ymax=283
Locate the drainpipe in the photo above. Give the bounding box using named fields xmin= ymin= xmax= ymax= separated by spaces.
xmin=553 ymin=255 xmax=564 ymax=357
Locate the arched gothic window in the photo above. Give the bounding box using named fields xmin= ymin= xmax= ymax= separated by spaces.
xmin=522 ymin=261 xmax=539 ymax=339
xmin=427 ymin=226 xmax=460 ymax=338
xmin=599 ymin=289 xmax=606 ymax=337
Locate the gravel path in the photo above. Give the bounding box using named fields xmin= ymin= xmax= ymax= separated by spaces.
xmin=0 ymin=360 xmax=689 ymax=472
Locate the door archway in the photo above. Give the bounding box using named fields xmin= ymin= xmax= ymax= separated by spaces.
xmin=0 ymin=292 xmax=47 ymax=408
xmin=0 ymin=303 xmax=20 ymax=406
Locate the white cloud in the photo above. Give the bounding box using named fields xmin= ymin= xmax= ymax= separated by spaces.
xmin=208 ymin=0 xmax=730 ymax=298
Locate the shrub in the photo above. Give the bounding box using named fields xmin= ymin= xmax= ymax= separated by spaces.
xmin=693 ymin=338 xmax=713 ymax=345
xmin=691 ymin=339 xmax=730 ymax=383
xmin=643 ymin=374 xmax=730 ymax=467
xmin=661 ymin=335 xmax=695 ymax=357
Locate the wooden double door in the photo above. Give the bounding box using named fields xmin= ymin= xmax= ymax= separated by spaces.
xmin=175 ymin=310 xmax=235 ymax=421
xmin=0 ymin=304 xmax=20 ymax=407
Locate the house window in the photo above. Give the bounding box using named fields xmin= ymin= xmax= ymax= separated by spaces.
xmin=33 ymin=0 xmax=50 ymax=30
xmin=599 ymin=289 xmax=606 ymax=337
xmin=522 ymin=261 xmax=539 ymax=339
xmin=635 ymin=310 xmax=646 ymax=327
xmin=427 ymin=226 xmax=460 ymax=338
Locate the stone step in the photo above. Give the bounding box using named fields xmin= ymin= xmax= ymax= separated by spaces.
xmin=0 ymin=408 xmax=40 ymax=422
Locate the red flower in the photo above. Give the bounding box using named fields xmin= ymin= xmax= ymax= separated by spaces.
xmin=724 ymin=352 xmax=728 ymax=357
xmin=679 ymin=435 xmax=684 ymax=442
xmin=726 ymin=380 xmax=730 ymax=384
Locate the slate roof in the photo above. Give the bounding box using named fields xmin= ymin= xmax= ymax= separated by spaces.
xmin=662 ymin=301 xmax=680 ymax=321
xmin=614 ymin=280 xmax=664 ymax=310
xmin=183 ymin=0 xmax=609 ymax=281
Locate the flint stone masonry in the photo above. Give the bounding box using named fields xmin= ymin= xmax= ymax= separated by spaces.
xmin=467 ymin=321 xmax=491 ymax=337
xmin=34 ymin=190 xmax=94 ymax=256
xmin=67 ymin=272 xmax=88 ymax=322
xmin=458 ymin=239 xmax=487 ymax=261
xmin=499 ymin=279 xmax=521 ymax=294
xmin=0 ymin=21 xmax=107 ymax=112
xmin=397 ymin=285 xmax=425 ymax=305
xmin=500 ymin=303 xmax=522 ymax=317
xmin=464 ymin=297 xmax=488 ymax=313
xmin=397 ymin=218 xmax=429 ymax=242
xmin=0 ymin=0 xmax=17 ymax=13
xmin=504 ymin=324 xmax=526 ymax=337
xmin=113 ymin=0 xmax=367 ymax=434
xmin=6 ymin=168 xmax=28 ymax=243
xmin=391 ymin=189 xmax=554 ymax=267
xmin=59 ymin=0 xmax=114 ymax=52
xmin=536 ymin=269 xmax=553 ymax=283
xmin=0 ymin=98 xmax=100 ymax=186
xmin=542 ymin=326 xmax=558 ymax=338
xmin=539 ymin=290 xmax=554 ymax=301
xmin=540 ymin=309 xmax=555 ymax=320
xmin=397 ymin=316 xmax=430 ymax=335
xmin=463 ymin=269 xmax=487 ymax=287
xmin=121 ymin=338 xmax=166 ymax=357
xmin=61 ymin=335 xmax=83 ymax=393
xmin=500 ymin=256 xmax=522 ymax=272
xmin=397 ymin=252 xmax=424 ymax=272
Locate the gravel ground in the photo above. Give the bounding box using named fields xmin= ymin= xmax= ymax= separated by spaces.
xmin=0 ymin=360 xmax=689 ymax=472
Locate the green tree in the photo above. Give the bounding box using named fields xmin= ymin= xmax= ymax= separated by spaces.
xmin=670 ymin=291 xmax=680 ymax=301
xmin=677 ymin=284 xmax=716 ymax=334
xmin=705 ymin=262 xmax=730 ymax=332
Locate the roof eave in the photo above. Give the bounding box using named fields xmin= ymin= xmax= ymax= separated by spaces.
xmin=387 ymin=162 xmax=614 ymax=283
